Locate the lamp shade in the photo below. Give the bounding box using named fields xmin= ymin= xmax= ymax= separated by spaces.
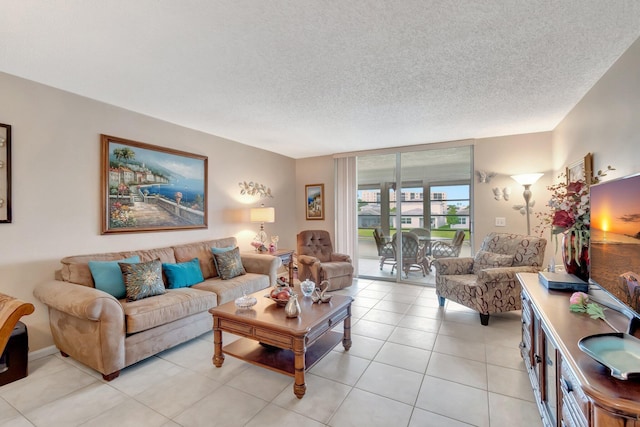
xmin=250 ymin=206 xmax=275 ymax=223
xmin=511 ymin=173 xmax=544 ymax=186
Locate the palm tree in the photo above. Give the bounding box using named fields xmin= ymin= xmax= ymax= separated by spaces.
xmin=112 ymin=147 xmax=137 ymax=184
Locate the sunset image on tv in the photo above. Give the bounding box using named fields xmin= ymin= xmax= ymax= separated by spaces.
xmin=590 ymin=174 xmax=640 ymax=313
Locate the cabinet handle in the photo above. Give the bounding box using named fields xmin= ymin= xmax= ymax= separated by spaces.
xmin=561 ymin=377 xmax=573 ymax=392
xmin=519 ymin=342 xmax=525 ymax=349
xmin=534 ymin=354 xmax=542 ymax=364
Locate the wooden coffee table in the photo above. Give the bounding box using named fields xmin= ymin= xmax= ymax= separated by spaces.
xmin=209 ymin=286 xmax=352 ymax=398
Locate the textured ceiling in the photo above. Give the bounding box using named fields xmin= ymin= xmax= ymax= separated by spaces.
xmin=1 ymin=1 xmax=639 ymax=159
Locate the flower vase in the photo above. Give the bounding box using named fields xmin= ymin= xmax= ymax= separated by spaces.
xmin=561 ymin=231 xmax=589 ymax=282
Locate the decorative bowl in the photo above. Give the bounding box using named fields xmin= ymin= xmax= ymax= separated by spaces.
xmin=264 ymin=295 xmax=290 ymax=307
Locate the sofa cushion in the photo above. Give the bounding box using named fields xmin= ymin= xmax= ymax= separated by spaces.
xmin=122 ymin=288 xmax=217 ymax=334
xmin=60 ymin=253 xmax=127 ymax=287
xmin=212 ymin=247 xmax=246 ymax=280
xmin=120 ymin=247 xmax=176 ymax=264
xmin=173 ymin=241 xmax=217 ymax=279
xmin=436 ymin=274 xmax=478 ymax=305
xmin=192 ymin=273 xmax=269 ymax=305
xmin=120 ymin=259 xmax=166 ymax=301
xmin=472 ymin=251 xmax=513 ymax=275
xmin=89 ymin=256 xmax=141 ymax=298
xmin=162 ymin=258 xmax=204 ymax=289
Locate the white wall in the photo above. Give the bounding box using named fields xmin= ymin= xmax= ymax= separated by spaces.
xmin=554 ymin=37 xmax=640 ymax=179
xmin=473 ymin=132 xmax=553 ymax=252
xmin=295 ymin=156 xmax=335 ymax=241
xmin=0 ymin=72 xmax=296 ymax=351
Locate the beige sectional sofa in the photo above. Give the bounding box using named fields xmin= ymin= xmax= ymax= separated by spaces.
xmin=33 ymin=237 xmax=280 ymax=380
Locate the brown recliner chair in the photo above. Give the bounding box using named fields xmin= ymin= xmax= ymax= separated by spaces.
xmin=297 ymin=230 xmax=354 ymax=291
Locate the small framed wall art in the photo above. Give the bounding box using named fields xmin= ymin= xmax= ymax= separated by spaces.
xmin=0 ymin=123 xmax=11 ymax=223
xmin=101 ymin=134 xmax=208 ymax=234
xmin=305 ymin=183 xmax=324 ymax=220
xmin=566 ymin=152 xmax=593 ymax=185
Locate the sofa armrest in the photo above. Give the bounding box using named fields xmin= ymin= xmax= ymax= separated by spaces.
xmin=34 ymin=280 xmax=124 ymax=321
xmin=240 ymin=253 xmax=282 ymax=286
xmin=297 ymin=254 xmax=322 ymax=282
xmin=297 ymin=254 xmax=320 ymax=266
xmin=33 ymin=280 xmax=126 ymax=378
xmin=330 ymin=253 xmax=352 ymax=263
xmin=476 ymin=266 xmax=540 ymax=283
xmin=433 ymin=257 xmax=474 ymax=275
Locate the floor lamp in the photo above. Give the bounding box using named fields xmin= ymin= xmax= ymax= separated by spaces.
xmin=511 ymin=173 xmax=543 ymax=235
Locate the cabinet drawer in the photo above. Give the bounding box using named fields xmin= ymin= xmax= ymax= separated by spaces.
xmin=562 ymin=388 xmax=588 ymax=427
xmin=521 ymin=294 xmax=532 ymax=325
xmin=562 ymin=396 xmax=587 ymax=427
xmin=219 ymin=318 xmax=254 ymax=336
xmin=560 ymin=360 xmax=589 ymax=424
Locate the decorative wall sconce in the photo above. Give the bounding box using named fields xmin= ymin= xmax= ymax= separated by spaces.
xmin=492 ymin=187 xmax=511 ymax=201
xmin=239 ymin=181 xmax=273 ymax=198
xmin=476 ymin=170 xmax=497 ymax=183
xmin=0 ymin=123 xmax=11 ymax=223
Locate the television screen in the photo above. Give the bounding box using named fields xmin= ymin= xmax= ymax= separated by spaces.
xmin=589 ymin=173 xmax=640 ymax=318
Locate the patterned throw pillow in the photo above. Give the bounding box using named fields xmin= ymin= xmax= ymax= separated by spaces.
xmin=212 ymin=247 xmax=246 ymax=280
xmin=119 ymin=259 xmax=166 ymax=301
xmin=211 ymin=245 xmax=235 ymax=274
xmin=472 ymin=251 xmax=514 ymax=275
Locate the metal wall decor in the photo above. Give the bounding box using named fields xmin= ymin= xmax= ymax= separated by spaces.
xmin=238 ymin=181 xmax=273 ymax=198
xmin=0 ymin=123 xmax=11 ymax=223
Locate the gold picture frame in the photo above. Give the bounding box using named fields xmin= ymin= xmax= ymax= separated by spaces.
xmin=101 ymin=134 xmax=208 ymax=234
xmin=566 ymin=152 xmax=593 ymax=185
xmin=0 ymin=123 xmax=11 ymax=223
xmin=305 ymin=184 xmax=324 ymax=220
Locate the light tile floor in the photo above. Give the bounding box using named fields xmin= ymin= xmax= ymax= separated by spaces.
xmin=0 ymin=280 xmax=543 ymax=427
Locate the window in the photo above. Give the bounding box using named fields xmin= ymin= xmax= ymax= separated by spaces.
xmin=356 ymin=146 xmax=472 ymax=283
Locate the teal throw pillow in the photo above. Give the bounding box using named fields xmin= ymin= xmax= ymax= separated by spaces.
xmin=88 ymin=256 xmax=140 ymax=299
xmin=212 ymin=247 xmax=246 ymax=280
xmin=119 ymin=259 xmax=166 ymax=301
xmin=162 ymin=258 xmax=204 ymax=289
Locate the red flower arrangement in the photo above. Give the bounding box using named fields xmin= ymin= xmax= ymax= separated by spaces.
xmin=536 ymin=167 xmax=614 ymax=265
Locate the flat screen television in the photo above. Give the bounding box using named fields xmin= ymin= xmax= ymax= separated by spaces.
xmin=589 ymin=172 xmax=640 ymax=321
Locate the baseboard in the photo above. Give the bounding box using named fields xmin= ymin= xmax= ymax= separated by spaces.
xmin=28 ymin=345 xmax=58 ymax=362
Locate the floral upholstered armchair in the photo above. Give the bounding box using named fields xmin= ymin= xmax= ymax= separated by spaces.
xmin=434 ymin=232 xmax=546 ymax=325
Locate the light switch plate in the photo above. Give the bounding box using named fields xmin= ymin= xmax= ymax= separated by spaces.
xmin=495 ymin=217 xmax=506 ymax=227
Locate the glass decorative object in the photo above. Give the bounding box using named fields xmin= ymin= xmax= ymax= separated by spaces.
xmin=300 ymin=279 xmax=316 ymax=297
xmin=235 ymin=291 xmax=257 ymax=309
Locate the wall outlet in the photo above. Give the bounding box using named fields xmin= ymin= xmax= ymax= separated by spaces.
xmin=495 ymin=217 xmax=506 ymax=227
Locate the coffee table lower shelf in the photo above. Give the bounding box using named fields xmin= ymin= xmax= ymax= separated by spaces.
xmin=221 ymin=330 xmax=343 ymax=376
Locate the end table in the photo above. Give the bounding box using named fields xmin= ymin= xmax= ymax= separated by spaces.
xmin=253 ymin=249 xmax=295 ymax=285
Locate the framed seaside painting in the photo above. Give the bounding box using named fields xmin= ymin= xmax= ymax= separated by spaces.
xmin=101 ymin=134 xmax=208 ymax=234
xmin=305 ymin=184 xmax=324 ymax=220
xmin=566 ymin=152 xmax=594 ymax=185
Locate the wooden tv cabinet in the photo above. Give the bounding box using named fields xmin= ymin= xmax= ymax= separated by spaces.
xmin=517 ymin=273 xmax=640 ymax=427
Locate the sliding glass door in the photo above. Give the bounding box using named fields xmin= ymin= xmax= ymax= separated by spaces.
xmin=357 ymin=145 xmax=472 ymax=285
